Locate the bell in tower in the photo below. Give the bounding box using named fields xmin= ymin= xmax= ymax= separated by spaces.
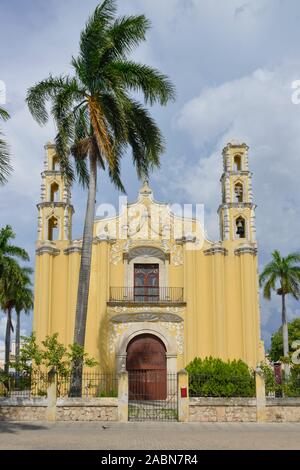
xmin=37 ymin=142 xmax=74 ymax=244
xmin=218 ymin=141 xmax=256 ymax=243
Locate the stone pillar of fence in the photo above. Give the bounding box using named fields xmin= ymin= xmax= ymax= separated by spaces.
xmin=46 ymin=368 xmax=57 ymax=422
xmin=177 ymin=369 xmax=189 ymax=422
xmin=255 ymin=366 xmax=266 ymax=422
xmin=118 ymin=370 xmax=128 ymax=422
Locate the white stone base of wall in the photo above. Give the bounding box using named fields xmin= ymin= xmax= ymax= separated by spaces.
xmin=56 ymin=398 xmax=118 ymax=421
xmin=0 ymin=397 xmax=118 ymax=422
xmin=189 ymin=397 xmax=300 ymax=422
xmin=189 ymin=398 xmax=257 ymax=422
xmin=1 ymin=397 xmax=300 ymax=422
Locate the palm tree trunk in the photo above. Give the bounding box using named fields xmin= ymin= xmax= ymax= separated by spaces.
xmin=70 ymin=153 xmax=97 ymax=397
xmin=4 ymin=307 xmax=12 ymax=376
xmin=281 ymin=293 xmax=290 ymax=378
xmin=16 ymin=310 xmax=20 ymax=366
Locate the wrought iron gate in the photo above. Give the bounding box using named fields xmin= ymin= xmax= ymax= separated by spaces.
xmin=128 ymin=371 xmax=178 ymax=421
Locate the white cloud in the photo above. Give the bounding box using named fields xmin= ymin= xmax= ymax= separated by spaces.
xmin=173 ymin=61 xmax=300 ymax=256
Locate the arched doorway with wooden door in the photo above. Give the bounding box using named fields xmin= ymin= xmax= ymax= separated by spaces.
xmin=126 ymin=334 xmax=167 ymax=401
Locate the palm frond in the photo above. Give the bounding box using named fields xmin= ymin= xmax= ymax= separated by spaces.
xmin=101 ymin=15 xmax=150 ymax=62
xmin=125 ymin=97 xmax=164 ymax=168
xmin=88 ymin=96 xmax=114 ymax=166
xmin=259 ymin=261 xmax=280 ymax=286
xmin=27 ymin=75 xmax=85 ymax=125
xmin=4 ymin=245 xmax=29 ymax=262
xmin=0 ymin=226 xmax=30 ymax=263
xmin=99 ymin=91 xmax=127 ymax=141
xmin=27 ymin=75 xmax=67 ymax=125
xmin=285 ymin=252 xmax=300 ymax=265
xmin=107 ymin=141 xmax=126 ymax=193
xmin=55 ymin=128 xmax=75 ymax=183
xmin=0 ymin=132 xmax=12 ymax=185
xmin=0 ymin=106 xmax=10 ymax=121
xmin=74 ymin=105 xmax=90 ymax=140
xmin=262 ymin=274 xmax=277 ymax=300
xmin=108 ymin=60 xmax=176 ymax=105
xmin=78 ymin=0 xmax=117 ymax=84
xmin=75 ymin=158 xmax=90 ymax=188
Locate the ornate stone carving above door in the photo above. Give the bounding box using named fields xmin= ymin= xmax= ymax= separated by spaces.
xmin=110 ymin=312 xmax=183 ymax=323
xmin=125 ymin=246 xmax=168 ymax=262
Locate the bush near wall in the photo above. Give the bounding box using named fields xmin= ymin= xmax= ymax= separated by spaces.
xmin=186 ymin=357 xmax=255 ymax=397
xmin=282 ymin=366 xmax=300 ymax=397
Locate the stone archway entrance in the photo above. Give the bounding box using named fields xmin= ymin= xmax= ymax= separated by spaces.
xmin=126 ymin=334 xmax=167 ymax=400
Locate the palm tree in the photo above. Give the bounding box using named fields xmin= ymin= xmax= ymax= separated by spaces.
xmin=14 ymin=271 xmax=34 ymax=365
xmin=0 ymin=264 xmax=33 ymax=375
xmin=259 ymin=250 xmax=300 ymax=376
xmin=0 ymin=225 xmax=29 ymax=279
xmin=0 ymin=226 xmax=30 ymax=375
xmin=0 ymin=106 xmax=12 ymax=185
xmin=26 ymin=0 xmax=175 ymax=393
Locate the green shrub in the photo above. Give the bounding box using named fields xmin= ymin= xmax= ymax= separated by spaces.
xmin=259 ymin=363 xmax=277 ymax=395
xmin=186 ymin=356 xmax=255 ymax=397
xmin=269 ymin=318 xmax=300 ymax=362
xmin=282 ymin=365 xmax=300 ymax=397
xmin=0 ymin=370 xmax=9 ymax=397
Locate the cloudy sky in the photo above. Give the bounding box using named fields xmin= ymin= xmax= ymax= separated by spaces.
xmin=1 ymin=0 xmax=300 ymax=354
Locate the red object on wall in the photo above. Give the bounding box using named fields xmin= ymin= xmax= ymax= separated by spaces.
xmin=181 ymin=387 xmax=187 ymax=398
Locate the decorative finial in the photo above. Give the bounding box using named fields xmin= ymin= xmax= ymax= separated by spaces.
xmin=139 ymin=176 xmax=153 ymax=196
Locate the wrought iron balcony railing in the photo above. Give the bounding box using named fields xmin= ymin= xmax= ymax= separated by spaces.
xmin=109 ymin=287 xmax=184 ymax=304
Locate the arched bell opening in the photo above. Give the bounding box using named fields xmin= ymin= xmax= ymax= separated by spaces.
xmin=48 ymin=216 xmax=59 ymax=241
xmin=236 ymin=216 xmax=246 ymax=239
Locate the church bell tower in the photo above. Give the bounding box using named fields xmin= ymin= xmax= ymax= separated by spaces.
xmin=218 ymin=142 xmax=256 ymax=242
xmin=37 ymin=143 xmax=74 ymax=244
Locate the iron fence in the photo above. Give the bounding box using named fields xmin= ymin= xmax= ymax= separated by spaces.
xmin=57 ymin=372 xmax=118 ymax=398
xmin=0 ymin=371 xmax=118 ymax=398
xmin=189 ymin=373 xmax=256 ymax=397
xmin=0 ymin=371 xmax=48 ymax=398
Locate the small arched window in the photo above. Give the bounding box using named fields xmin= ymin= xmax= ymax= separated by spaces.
xmin=233 ymin=155 xmax=241 ymax=171
xmin=234 ymin=182 xmax=243 ymax=203
xmin=48 ymin=216 xmax=59 ymax=241
xmin=50 ymin=182 xmax=60 ymax=202
xmin=236 ymin=216 xmax=245 ymax=239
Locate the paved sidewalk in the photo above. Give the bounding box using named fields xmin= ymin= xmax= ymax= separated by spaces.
xmin=1 ymin=421 xmax=300 ymax=450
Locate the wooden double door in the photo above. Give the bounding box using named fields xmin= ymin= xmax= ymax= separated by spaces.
xmin=126 ymin=334 xmax=167 ymax=400
xmin=134 ymin=264 xmax=159 ymax=302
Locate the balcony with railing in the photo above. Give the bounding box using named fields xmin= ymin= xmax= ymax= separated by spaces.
xmin=108 ymin=286 xmax=185 ymax=306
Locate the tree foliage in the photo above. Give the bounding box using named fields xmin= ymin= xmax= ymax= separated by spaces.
xmin=0 ymin=225 xmax=29 ymax=279
xmin=260 ymin=250 xmax=300 ymax=373
xmin=26 ymin=0 xmax=175 ymax=189
xmin=269 ymin=318 xmax=300 ymax=362
xmin=186 ymin=357 xmax=255 ymax=397
xmin=10 ymin=332 xmax=98 ymax=376
xmin=0 ymin=106 xmax=12 ymax=185
xmin=259 ymin=250 xmax=300 ymax=300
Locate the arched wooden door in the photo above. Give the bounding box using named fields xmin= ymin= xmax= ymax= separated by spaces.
xmin=126 ymin=334 xmax=167 ymax=400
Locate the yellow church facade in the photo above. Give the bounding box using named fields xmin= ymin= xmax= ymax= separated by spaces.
xmin=33 ymin=141 xmax=265 ymax=375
